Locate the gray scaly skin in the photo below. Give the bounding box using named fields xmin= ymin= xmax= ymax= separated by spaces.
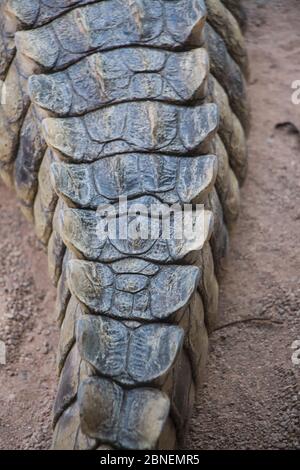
xmin=0 ymin=0 xmax=249 ymax=449
xmin=221 ymin=0 xmax=247 ymax=32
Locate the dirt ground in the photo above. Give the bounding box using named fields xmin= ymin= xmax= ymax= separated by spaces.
xmin=0 ymin=0 xmax=300 ymax=450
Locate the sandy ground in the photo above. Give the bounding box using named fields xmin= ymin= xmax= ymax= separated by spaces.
xmin=0 ymin=0 xmax=300 ymax=450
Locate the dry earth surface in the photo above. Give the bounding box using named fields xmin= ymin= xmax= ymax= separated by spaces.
xmin=0 ymin=0 xmax=299 ymax=450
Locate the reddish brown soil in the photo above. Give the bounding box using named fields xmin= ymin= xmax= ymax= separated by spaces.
xmin=187 ymin=0 xmax=300 ymax=450
xmin=0 ymin=0 xmax=300 ymax=450
xmin=0 ymin=187 xmax=57 ymax=449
